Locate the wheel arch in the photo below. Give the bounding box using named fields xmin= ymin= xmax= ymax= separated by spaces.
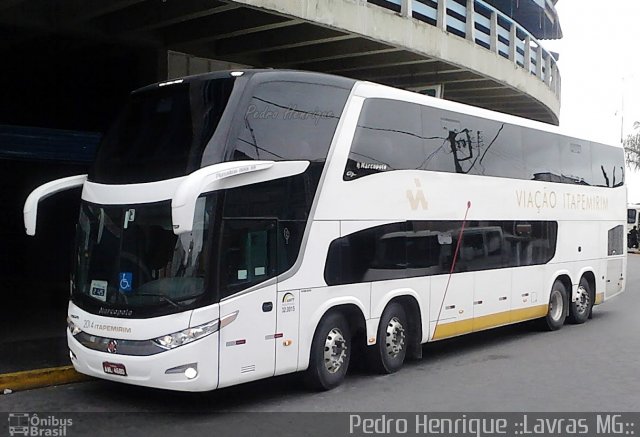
xmin=371 ymin=288 xmax=427 ymax=343
xmin=579 ymin=270 xmax=597 ymax=300
xmin=552 ymin=273 xmax=572 ymax=316
xmin=382 ymin=295 xmax=423 ymax=360
xmin=299 ymin=298 xmax=367 ymax=371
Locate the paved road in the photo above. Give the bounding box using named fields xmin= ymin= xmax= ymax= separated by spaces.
xmin=1 ymin=256 xmax=638 ymax=433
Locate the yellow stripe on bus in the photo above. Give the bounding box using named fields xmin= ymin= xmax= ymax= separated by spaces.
xmin=432 ymin=304 xmax=549 ymax=340
xmin=594 ymin=293 xmax=604 ymax=305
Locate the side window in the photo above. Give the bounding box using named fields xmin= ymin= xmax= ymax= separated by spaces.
xmin=470 ymin=122 xmax=524 ymax=179
xmin=219 ymin=219 xmax=277 ymax=298
xmin=523 ymin=130 xmax=562 ymax=182
xmin=591 ymin=142 xmax=625 ymax=188
xmin=344 ymin=99 xmax=424 ymax=180
xmin=608 ymin=225 xmax=624 ymax=256
xmin=218 ymin=166 xmax=323 ymax=298
xmin=325 ymin=222 xmax=408 ymax=285
xmin=560 ymin=140 xmax=591 ymax=185
xmin=502 ymin=221 xmax=557 ymax=266
xmin=324 ymin=220 xmax=557 ymax=286
xmin=421 ymin=109 xmax=524 ymax=178
xmin=628 ymin=209 xmax=637 ymax=225
xmin=233 ymin=81 xmax=347 ymax=161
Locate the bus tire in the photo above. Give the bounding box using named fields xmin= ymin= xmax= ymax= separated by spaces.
xmin=305 ymin=312 xmax=351 ymax=391
xmin=369 ymin=302 xmax=407 ymax=374
xmin=537 ymin=280 xmax=568 ymax=331
xmin=568 ymin=277 xmax=593 ymax=324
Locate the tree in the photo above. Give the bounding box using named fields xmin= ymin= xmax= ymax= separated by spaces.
xmin=624 ymin=121 xmax=640 ymax=171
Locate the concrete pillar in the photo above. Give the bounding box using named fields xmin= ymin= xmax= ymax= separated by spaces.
xmin=536 ymin=44 xmax=543 ymax=79
xmin=465 ymin=0 xmax=475 ymax=42
xmin=524 ymin=36 xmax=531 ymax=72
xmin=553 ymin=63 xmax=561 ymax=98
xmin=545 ymin=54 xmax=552 ymax=86
xmin=401 ymin=0 xmax=412 ymax=18
xmin=509 ymin=22 xmax=516 ymax=63
xmin=490 ymin=11 xmax=498 ymax=53
xmin=437 ymin=0 xmax=447 ymax=31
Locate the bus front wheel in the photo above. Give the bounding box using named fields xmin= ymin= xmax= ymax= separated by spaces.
xmin=369 ymin=302 xmax=407 ymax=374
xmin=568 ymin=277 xmax=593 ymax=324
xmin=537 ymin=280 xmax=568 ymax=331
xmin=305 ymin=312 xmax=351 ymax=391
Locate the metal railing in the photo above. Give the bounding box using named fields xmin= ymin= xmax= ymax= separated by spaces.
xmin=368 ymin=0 xmax=561 ymax=99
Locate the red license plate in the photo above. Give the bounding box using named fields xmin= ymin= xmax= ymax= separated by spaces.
xmin=103 ymin=361 xmax=127 ymax=376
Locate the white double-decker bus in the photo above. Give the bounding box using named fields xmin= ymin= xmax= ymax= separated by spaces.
xmin=24 ymin=70 xmax=626 ymax=391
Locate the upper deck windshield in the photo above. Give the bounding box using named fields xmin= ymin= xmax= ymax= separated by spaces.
xmin=91 ymin=78 xmax=236 ymax=184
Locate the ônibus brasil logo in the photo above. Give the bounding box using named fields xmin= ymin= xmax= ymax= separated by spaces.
xmin=8 ymin=413 xmax=73 ymax=436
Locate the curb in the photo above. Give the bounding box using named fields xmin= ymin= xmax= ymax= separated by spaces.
xmin=0 ymin=366 xmax=89 ymax=392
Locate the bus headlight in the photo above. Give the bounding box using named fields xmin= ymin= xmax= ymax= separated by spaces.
xmin=67 ymin=318 xmax=82 ymax=336
xmin=153 ymin=319 xmax=219 ymax=350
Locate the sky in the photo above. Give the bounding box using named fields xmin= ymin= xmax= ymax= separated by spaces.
xmin=543 ymin=0 xmax=640 ymax=202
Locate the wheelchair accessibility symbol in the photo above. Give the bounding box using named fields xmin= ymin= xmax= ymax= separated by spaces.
xmin=119 ymin=272 xmax=133 ymax=292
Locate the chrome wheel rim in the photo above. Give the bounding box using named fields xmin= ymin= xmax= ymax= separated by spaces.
xmin=323 ymin=328 xmax=347 ymax=374
xmin=575 ymin=285 xmax=590 ymax=315
xmin=549 ymin=289 xmax=563 ymax=321
xmin=385 ymin=317 xmax=405 ymax=358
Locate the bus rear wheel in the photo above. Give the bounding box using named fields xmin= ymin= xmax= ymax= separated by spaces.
xmin=568 ymin=277 xmax=593 ymax=324
xmin=305 ymin=312 xmax=351 ymax=391
xmin=369 ymin=302 xmax=407 ymax=374
xmin=537 ymin=280 xmax=567 ymax=331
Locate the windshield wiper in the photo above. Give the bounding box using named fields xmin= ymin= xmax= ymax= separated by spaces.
xmin=134 ymin=293 xmax=186 ymax=308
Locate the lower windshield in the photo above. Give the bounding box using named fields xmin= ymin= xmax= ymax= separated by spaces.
xmin=72 ymin=197 xmax=215 ymax=317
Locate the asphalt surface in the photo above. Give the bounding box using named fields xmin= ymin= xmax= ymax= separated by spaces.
xmin=1 ymin=255 xmax=639 ymax=434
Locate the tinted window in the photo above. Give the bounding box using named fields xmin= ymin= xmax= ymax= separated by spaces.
xmin=628 ymin=209 xmax=637 ymax=225
xmin=344 ymin=99 xmax=424 ymax=180
xmin=91 ymin=78 xmax=235 ymax=184
xmin=421 ymin=109 xmax=525 ymax=178
xmin=233 ymin=81 xmax=348 ymax=162
xmin=219 ymin=219 xmax=278 ymax=297
xmin=591 ymin=143 xmax=625 ymax=187
xmin=218 ymin=164 xmax=322 ymax=299
xmin=523 ymin=129 xmax=562 ymax=182
xmin=324 ymin=222 xmax=408 ymax=284
xmin=345 ymin=98 xmax=623 ymax=188
xmin=325 ymin=220 xmax=557 ymax=285
xmin=608 ymin=225 xmax=624 ymax=256
xmin=560 ymin=140 xmax=591 ymax=185
xmin=72 ymin=197 xmax=216 ymax=318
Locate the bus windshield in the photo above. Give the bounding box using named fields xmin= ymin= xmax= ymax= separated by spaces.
xmin=72 ymin=197 xmax=215 ymax=317
xmin=91 ymin=78 xmax=236 ymax=184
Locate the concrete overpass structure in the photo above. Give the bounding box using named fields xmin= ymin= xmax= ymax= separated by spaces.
xmin=2 ymin=0 xmax=561 ymax=125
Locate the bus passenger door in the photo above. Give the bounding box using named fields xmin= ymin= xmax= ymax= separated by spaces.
xmin=217 ymin=220 xmax=278 ymax=388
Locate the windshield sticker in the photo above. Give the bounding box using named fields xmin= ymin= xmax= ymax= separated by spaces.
xmin=255 ymin=267 xmax=265 ymax=276
xmin=90 ymin=280 xmax=108 ymax=302
xmin=282 ymin=292 xmax=295 ymax=313
xmin=123 ymin=209 xmax=136 ymax=229
xmin=238 ymin=270 xmax=248 ymax=280
xmin=119 ymin=272 xmax=133 ymax=293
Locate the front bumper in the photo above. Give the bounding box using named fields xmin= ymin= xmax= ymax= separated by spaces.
xmin=67 ymin=330 xmax=219 ymax=392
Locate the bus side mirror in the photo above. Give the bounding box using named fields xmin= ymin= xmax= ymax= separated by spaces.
xmin=171 ymin=160 xmax=309 ymax=235
xmin=24 ymin=174 xmax=88 ymax=236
